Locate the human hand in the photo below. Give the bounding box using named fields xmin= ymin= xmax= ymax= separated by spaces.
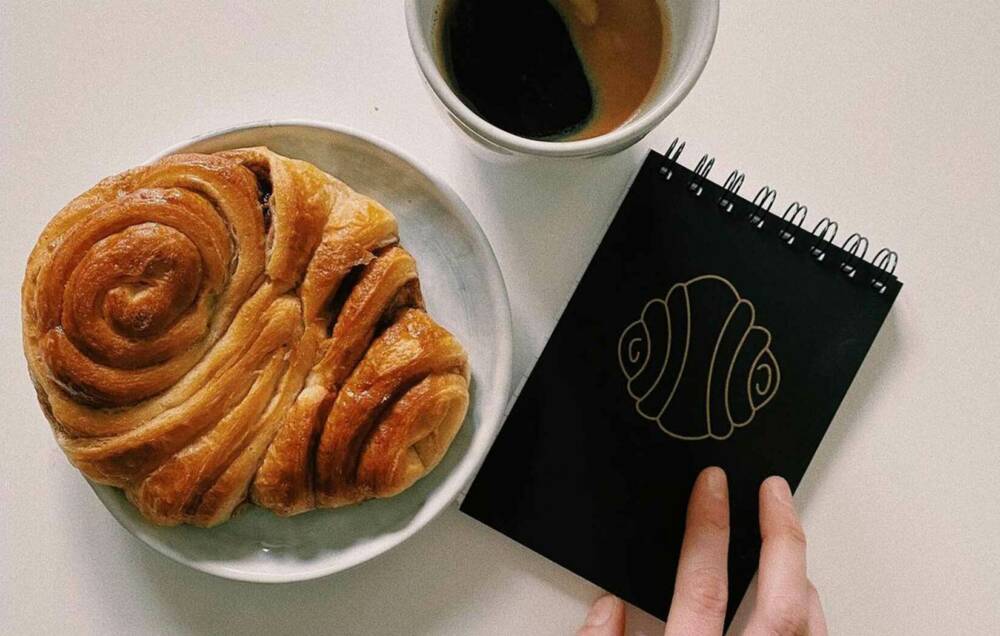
xmin=577 ymin=468 xmax=827 ymax=636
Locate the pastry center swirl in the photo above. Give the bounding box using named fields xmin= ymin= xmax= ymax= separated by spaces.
xmin=73 ymin=223 xmax=205 ymax=357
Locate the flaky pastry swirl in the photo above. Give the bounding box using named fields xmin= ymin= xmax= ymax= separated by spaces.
xmin=22 ymin=148 xmax=470 ymax=527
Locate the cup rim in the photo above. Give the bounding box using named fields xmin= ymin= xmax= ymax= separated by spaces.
xmin=404 ymin=0 xmax=719 ymax=157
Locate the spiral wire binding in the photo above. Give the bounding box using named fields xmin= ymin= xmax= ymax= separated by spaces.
xmin=689 ymin=154 xmax=715 ymax=197
xmin=659 ymin=138 xmax=686 ymax=180
xmin=779 ymin=202 xmax=808 ymax=245
xmin=871 ymin=248 xmax=899 ymax=294
xmin=808 ymin=218 xmax=839 ymax=262
xmin=750 ymin=186 xmax=777 ymax=229
xmin=667 ymin=138 xmax=685 ymax=162
xmin=839 ymin=233 xmax=869 ymax=279
xmin=719 ymin=170 xmax=745 ymax=214
xmin=659 ymin=139 xmax=899 ymax=292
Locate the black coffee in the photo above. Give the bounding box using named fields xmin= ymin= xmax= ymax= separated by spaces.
xmin=439 ymin=0 xmax=667 ymax=141
xmin=440 ymin=0 xmax=592 ymax=139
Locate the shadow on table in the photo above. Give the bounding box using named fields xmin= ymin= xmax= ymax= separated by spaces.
xmin=106 ymin=503 xmax=670 ymax=635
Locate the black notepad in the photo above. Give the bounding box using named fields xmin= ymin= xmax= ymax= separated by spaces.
xmin=461 ymin=143 xmax=902 ymax=623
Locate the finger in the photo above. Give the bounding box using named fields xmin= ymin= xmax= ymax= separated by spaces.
xmin=577 ymin=594 xmax=626 ymax=636
xmin=806 ymin=581 xmax=828 ymax=636
xmin=664 ymin=467 xmax=730 ymax=636
xmin=746 ymin=476 xmax=810 ymax=635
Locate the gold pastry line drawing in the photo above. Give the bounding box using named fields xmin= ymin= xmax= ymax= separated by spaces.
xmin=617 ymin=275 xmax=780 ymax=441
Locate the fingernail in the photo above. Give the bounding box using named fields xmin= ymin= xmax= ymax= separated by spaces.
xmin=585 ymin=595 xmax=619 ymax=627
xmin=765 ymin=476 xmax=792 ymax=502
xmin=704 ymin=466 xmax=727 ymax=496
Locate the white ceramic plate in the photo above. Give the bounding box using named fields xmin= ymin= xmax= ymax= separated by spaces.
xmin=89 ymin=120 xmax=513 ymax=582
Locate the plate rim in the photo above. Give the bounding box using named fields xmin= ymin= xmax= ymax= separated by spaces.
xmin=89 ymin=119 xmax=513 ymax=583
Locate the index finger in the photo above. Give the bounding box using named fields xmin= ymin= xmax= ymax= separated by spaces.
xmin=664 ymin=467 xmax=730 ymax=636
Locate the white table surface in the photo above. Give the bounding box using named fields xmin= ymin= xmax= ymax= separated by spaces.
xmin=3 ymin=1 xmax=999 ymax=634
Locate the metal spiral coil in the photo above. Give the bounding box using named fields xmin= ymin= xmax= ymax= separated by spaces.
xmin=667 ymin=137 xmax=686 ymax=162
xmin=719 ymin=170 xmax=745 ymax=214
xmin=871 ymin=248 xmax=899 ymax=294
xmin=659 ymin=138 xmax=686 ymax=180
xmin=808 ymin=217 xmax=839 ymax=262
xmin=688 ymin=154 xmax=715 ymax=197
xmin=749 ymin=186 xmax=777 ymax=229
xmin=778 ymin=202 xmax=808 ymax=245
xmin=839 ymin=233 xmax=869 ymax=279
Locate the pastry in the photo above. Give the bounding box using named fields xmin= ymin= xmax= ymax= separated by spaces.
xmin=21 ymin=147 xmax=470 ymax=527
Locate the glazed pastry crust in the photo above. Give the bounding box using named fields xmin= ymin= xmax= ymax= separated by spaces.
xmin=21 ymin=147 xmax=470 ymax=527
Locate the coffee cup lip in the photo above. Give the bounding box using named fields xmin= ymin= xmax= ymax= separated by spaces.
xmin=405 ymin=0 xmax=719 ymax=158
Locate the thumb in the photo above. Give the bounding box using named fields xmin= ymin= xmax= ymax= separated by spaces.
xmin=578 ymin=595 xmax=626 ymax=636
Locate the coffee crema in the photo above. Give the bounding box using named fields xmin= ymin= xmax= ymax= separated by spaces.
xmin=439 ymin=0 xmax=669 ymax=141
